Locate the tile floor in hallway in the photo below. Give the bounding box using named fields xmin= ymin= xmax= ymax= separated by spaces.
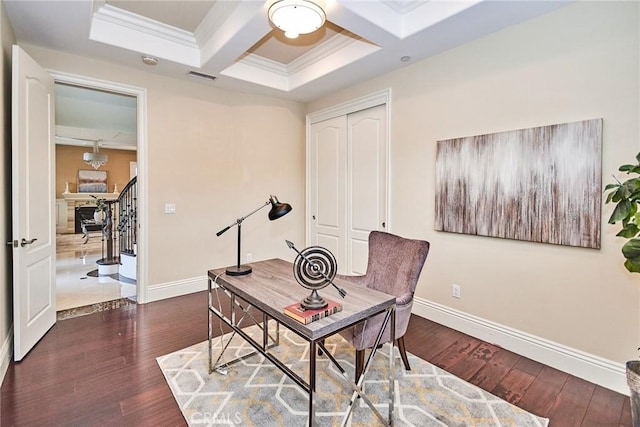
xmin=56 ymin=233 xmax=136 ymax=311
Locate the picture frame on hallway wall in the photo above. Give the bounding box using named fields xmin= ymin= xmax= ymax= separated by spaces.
xmin=78 ymin=169 xmax=108 ymax=193
xmin=434 ymin=118 xmax=603 ymax=249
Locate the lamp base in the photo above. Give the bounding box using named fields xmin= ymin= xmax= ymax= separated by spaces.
xmin=226 ymin=265 xmax=252 ymax=276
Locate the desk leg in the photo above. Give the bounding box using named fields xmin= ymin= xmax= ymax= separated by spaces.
xmin=263 ymin=312 xmax=268 ymax=351
xmin=208 ymin=278 xmax=213 ymax=374
xmin=389 ymin=307 xmax=396 ymax=426
xmin=340 ymin=307 xmax=394 ymax=426
xmin=309 ymin=340 xmax=317 ymax=426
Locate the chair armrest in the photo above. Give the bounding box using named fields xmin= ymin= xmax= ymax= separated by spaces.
xmin=396 ymin=292 xmax=413 ymax=306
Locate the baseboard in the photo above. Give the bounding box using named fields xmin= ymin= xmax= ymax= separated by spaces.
xmin=0 ymin=326 xmax=13 ymax=387
xmin=147 ymin=276 xmax=208 ymax=303
xmin=412 ymin=297 xmax=628 ymax=396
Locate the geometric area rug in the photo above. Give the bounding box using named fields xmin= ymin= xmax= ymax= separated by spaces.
xmin=157 ymin=324 xmax=549 ymax=427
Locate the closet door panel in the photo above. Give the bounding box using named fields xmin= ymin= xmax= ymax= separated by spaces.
xmin=347 ymin=105 xmax=387 ymax=274
xmin=309 ymin=116 xmax=347 ymax=270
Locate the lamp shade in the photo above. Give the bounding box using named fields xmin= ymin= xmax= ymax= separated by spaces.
xmin=268 ymin=195 xmax=292 ymax=220
xmin=268 ymin=0 xmax=326 ymax=39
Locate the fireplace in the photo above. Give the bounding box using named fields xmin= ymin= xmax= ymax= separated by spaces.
xmin=74 ymin=206 xmax=101 ymax=234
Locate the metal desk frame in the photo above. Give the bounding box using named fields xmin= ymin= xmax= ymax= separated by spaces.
xmin=207 ymin=259 xmax=396 ymax=426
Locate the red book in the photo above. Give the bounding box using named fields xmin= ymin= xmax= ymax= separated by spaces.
xmin=283 ymin=298 xmax=342 ymax=325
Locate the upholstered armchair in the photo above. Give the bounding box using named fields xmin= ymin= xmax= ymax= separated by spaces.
xmin=338 ymin=231 xmax=430 ymax=381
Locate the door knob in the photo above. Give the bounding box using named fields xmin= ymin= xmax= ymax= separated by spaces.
xmin=6 ymin=240 xmax=18 ymax=247
xmin=20 ymin=238 xmax=37 ymax=247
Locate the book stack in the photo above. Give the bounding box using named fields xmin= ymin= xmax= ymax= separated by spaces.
xmin=283 ymin=299 xmax=342 ymax=325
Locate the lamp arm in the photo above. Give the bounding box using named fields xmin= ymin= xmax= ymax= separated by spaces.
xmin=215 ymin=200 xmax=270 ymax=237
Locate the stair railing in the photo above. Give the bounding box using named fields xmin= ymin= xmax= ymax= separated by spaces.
xmin=117 ymin=176 xmax=137 ymax=257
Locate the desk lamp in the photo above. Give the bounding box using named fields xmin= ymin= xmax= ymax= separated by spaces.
xmin=216 ymin=195 xmax=292 ymax=276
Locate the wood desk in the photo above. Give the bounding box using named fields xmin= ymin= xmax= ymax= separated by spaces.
xmin=207 ymin=258 xmax=396 ymax=426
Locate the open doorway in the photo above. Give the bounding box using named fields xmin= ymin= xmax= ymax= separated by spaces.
xmin=54 ymin=82 xmax=138 ymax=312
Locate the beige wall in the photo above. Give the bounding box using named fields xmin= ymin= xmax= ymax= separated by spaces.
xmin=1 ymin=0 xmax=15 ymax=374
xmin=23 ymin=44 xmax=306 ymax=290
xmin=308 ymin=1 xmax=639 ymax=365
xmin=56 ymin=145 xmax=136 ymax=197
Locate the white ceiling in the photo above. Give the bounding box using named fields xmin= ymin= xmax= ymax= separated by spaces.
xmin=55 ymin=83 xmax=137 ymax=151
xmin=5 ymin=0 xmax=571 ymax=151
xmin=4 ymin=0 xmax=572 ymax=103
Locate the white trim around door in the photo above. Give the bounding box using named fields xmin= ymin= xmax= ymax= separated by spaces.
xmin=48 ymin=71 xmax=149 ymax=303
xmin=305 ymin=89 xmax=392 ymax=247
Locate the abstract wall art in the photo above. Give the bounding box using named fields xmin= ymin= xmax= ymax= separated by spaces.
xmin=435 ymin=119 xmax=602 ymax=249
xmin=78 ymin=169 xmax=108 ymax=193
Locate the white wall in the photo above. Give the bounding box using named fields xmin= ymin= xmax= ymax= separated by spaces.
xmin=23 ymin=44 xmax=306 ymax=301
xmin=308 ymin=0 xmax=639 ymax=390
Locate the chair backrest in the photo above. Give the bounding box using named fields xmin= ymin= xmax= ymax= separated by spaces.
xmin=361 ymin=231 xmax=430 ymax=300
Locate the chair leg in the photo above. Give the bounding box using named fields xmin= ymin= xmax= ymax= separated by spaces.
xmin=397 ymin=336 xmax=411 ymax=371
xmin=355 ymin=349 xmax=365 ymax=381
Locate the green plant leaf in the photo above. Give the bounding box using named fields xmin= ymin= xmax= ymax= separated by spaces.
xmin=609 ymin=199 xmax=632 ymax=223
xmin=622 ymin=240 xmax=640 ymax=273
xmin=636 ymin=152 xmax=640 ymax=163
xmin=622 ymin=238 xmax=640 ymax=259
xmin=617 ymin=185 xmax=631 ymax=201
xmin=623 ymin=178 xmax=640 ymax=191
xmin=620 ymin=164 xmax=635 ymax=172
xmin=606 ymin=191 xmax=615 ymax=204
xmin=617 ymin=223 xmax=640 ymax=238
xmin=604 ymin=183 xmax=620 ymax=191
xmin=624 ymin=257 xmax=640 ymax=273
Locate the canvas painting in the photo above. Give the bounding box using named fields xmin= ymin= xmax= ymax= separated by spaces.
xmin=78 ymin=169 xmax=108 ymax=193
xmin=434 ymin=119 xmax=602 ymax=249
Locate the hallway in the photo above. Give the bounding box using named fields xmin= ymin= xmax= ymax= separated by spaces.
xmin=56 ymin=233 xmax=135 ymax=311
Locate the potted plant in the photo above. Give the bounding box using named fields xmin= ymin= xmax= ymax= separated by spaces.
xmin=82 ymin=195 xmax=108 ymax=223
xmin=604 ymin=152 xmax=640 ymax=426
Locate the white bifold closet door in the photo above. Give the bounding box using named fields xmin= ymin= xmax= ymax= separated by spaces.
xmin=308 ymin=104 xmax=387 ymax=275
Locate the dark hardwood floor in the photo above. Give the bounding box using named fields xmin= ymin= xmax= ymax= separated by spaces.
xmin=1 ymin=291 xmax=631 ymax=426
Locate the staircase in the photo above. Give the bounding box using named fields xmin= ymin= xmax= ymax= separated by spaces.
xmin=94 ymin=176 xmax=137 ymax=281
xmin=117 ymin=176 xmax=137 ymax=281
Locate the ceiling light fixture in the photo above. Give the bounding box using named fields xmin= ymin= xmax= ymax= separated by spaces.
xmin=83 ymin=140 xmax=108 ymax=169
xmin=268 ymin=0 xmax=326 ymax=39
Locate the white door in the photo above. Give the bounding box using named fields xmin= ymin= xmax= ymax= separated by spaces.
xmin=308 ymin=104 xmax=387 ymax=275
xmin=347 ymin=105 xmax=387 ymax=274
xmin=309 ymin=115 xmax=347 ymax=269
xmin=11 ymin=45 xmax=56 ymax=361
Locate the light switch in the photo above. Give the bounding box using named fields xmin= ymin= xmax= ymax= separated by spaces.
xmin=164 ymin=203 xmax=176 ymax=214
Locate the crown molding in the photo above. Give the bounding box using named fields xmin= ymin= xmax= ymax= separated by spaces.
xmin=90 ymin=4 xmax=200 ymax=67
xmin=287 ymin=31 xmax=363 ymax=75
xmin=219 ymin=59 xmax=290 ymax=91
xmin=193 ymin=1 xmax=241 ymax=45
xmin=93 ymin=4 xmax=198 ymax=47
xmin=225 ymin=31 xmax=380 ymax=93
xmin=240 ymin=54 xmax=289 ymax=77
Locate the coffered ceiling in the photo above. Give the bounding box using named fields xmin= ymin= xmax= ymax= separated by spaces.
xmin=4 ymin=0 xmax=571 ymax=103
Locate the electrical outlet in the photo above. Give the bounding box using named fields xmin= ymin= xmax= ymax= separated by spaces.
xmin=246 ymin=253 xmax=253 ymax=262
xmin=164 ymin=203 xmax=176 ymax=214
xmin=452 ymin=284 xmax=461 ymax=299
